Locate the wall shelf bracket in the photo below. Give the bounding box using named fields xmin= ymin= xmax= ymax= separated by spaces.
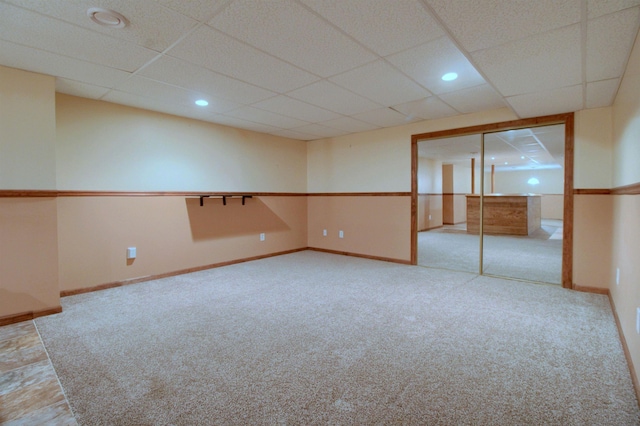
xmin=198 ymin=195 xmax=253 ymax=206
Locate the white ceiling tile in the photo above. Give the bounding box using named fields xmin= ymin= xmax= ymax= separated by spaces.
xmin=269 ymin=129 xmax=320 ymax=141
xmin=0 ymin=3 xmax=158 ymax=72
xmin=226 ymin=106 xmax=310 ymax=129
xmin=586 ymin=78 xmax=620 ymax=108
xmin=300 ymin=0 xmax=444 ymax=56
xmin=212 ymin=115 xmax=282 ymax=133
xmin=586 ymin=7 xmax=640 ymax=81
xmin=290 ymin=123 xmax=350 ymax=138
xmin=139 ymin=56 xmax=276 ymax=104
xmin=472 ymin=24 xmax=582 ymax=97
xmin=588 ymin=0 xmax=640 ymax=19
xmin=351 ymin=107 xmax=417 ymax=127
xmin=392 ymin=97 xmax=458 ymax=120
xmin=168 ymin=25 xmax=319 ymax=93
xmin=102 ymin=90 xmax=216 ymax=121
xmin=425 ymin=0 xmax=581 ymax=52
xmin=329 ymin=60 xmax=431 ymax=106
xmin=0 ymin=39 xmax=132 ymax=88
xmin=386 ymin=37 xmax=486 ymax=95
xmin=252 ymin=96 xmax=342 ymax=123
xmin=319 ymin=117 xmax=381 ymax=133
xmin=506 ymin=84 xmax=583 ymax=118
xmin=287 ymin=81 xmax=381 ymax=115
xmin=208 ymin=0 xmax=376 ymax=77
xmin=155 ymin=0 xmax=231 ymax=21
xmin=438 ymin=84 xmax=507 ymax=114
xmin=56 ymin=79 xmax=111 ymax=99
xmin=4 ymin=0 xmax=198 ymax=52
xmin=113 ymin=75 xmax=241 ymax=113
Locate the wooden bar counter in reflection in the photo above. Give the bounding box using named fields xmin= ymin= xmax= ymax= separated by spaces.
xmin=466 ymin=194 xmax=541 ymax=235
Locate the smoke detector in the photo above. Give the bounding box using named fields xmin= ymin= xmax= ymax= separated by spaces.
xmin=87 ymin=7 xmax=128 ymax=28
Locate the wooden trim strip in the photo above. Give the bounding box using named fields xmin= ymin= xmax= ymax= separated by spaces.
xmin=562 ymin=113 xmax=574 ymax=289
xmin=0 ymin=190 xmax=58 ymax=197
xmin=574 ymin=188 xmax=612 ymax=195
xmin=611 ymin=182 xmax=640 ymax=195
xmin=608 ymin=293 xmax=640 ymax=406
xmin=573 ymin=284 xmax=609 ymax=295
xmin=306 ymin=192 xmax=411 ymax=197
xmin=60 ymin=248 xmax=307 ymax=297
xmin=1 ymin=190 xmax=411 ymax=198
xmin=0 ymin=306 xmax=62 ymax=327
xmin=307 ymin=247 xmax=412 ymax=265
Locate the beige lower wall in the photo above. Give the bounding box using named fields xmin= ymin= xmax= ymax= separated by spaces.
xmin=453 ymin=194 xmax=467 ymax=224
xmin=418 ymin=195 xmax=443 ymax=230
xmin=610 ymin=194 xmax=640 ymax=388
xmin=57 ymin=196 xmax=307 ymax=292
xmin=572 ymin=195 xmax=613 ymax=290
xmin=307 ymin=196 xmax=411 ymax=262
xmin=542 ymin=194 xmax=564 ymax=220
xmin=0 ymin=198 xmax=60 ymax=318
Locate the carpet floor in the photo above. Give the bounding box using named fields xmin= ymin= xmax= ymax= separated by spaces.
xmin=35 ymin=251 xmax=639 ymax=425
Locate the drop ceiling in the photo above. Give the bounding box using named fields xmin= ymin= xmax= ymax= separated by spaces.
xmin=1 ymin=0 xmax=638 ymax=141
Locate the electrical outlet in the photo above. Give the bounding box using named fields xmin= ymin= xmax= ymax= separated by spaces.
xmin=637 ymin=308 xmax=640 ymax=335
xmin=616 ymin=268 xmax=620 ymax=286
xmin=126 ymin=247 xmax=136 ymax=259
xmin=429 ymin=214 xmax=432 ymax=220
xmin=260 ymin=233 xmax=265 ymax=241
xmin=339 ymin=230 xmax=344 ymax=239
xmin=323 ymin=229 xmax=327 ymax=236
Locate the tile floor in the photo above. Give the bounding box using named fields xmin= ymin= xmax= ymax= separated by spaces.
xmin=0 ymin=321 xmax=76 ymax=425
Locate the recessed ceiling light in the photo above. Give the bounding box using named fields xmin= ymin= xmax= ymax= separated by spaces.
xmin=195 ymin=100 xmax=209 ymax=106
xmin=87 ymin=8 xmax=128 ymax=28
xmin=521 ymin=156 xmax=525 ymax=159
xmin=504 ymin=162 xmax=508 ymax=165
xmin=441 ymin=72 xmax=458 ymax=81
xmin=528 ymin=177 xmax=540 ymax=185
xmin=491 ymin=156 xmax=495 ymax=160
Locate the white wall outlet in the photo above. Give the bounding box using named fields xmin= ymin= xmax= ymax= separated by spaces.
xmin=637 ymin=307 xmax=640 ymax=335
xmin=429 ymin=214 xmax=432 ymax=220
xmin=260 ymin=233 xmax=265 ymax=241
xmin=616 ymin=268 xmax=620 ymax=286
xmin=323 ymin=229 xmax=327 ymax=236
xmin=126 ymin=247 xmax=136 ymax=259
xmin=339 ymin=230 xmax=344 ymax=239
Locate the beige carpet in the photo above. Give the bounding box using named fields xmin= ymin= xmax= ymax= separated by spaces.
xmin=35 ymin=251 xmax=639 ymax=425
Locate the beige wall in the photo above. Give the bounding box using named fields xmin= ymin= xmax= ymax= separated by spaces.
xmin=307 ymin=108 xmax=517 ymax=193
xmin=0 ymin=66 xmax=59 ymax=319
xmin=610 ymin=29 xmax=640 ymax=390
xmin=0 ymin=198 xmax=60 ymax=318
xmin=56 ymin=95 xmax=307 ymax=192
xmin=0 ymin=65 xmax=56 ymax=189
xmin=57 ymin=196 xmax=307 ymax=292
xmin=307 ymin=196 xmax=411 ymax=262
xmin=575 ymin=107 xmax=613 ymax=189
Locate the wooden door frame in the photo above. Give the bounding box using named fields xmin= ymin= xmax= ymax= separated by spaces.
xmin=411 ymin=113 xmax=575 ymax=289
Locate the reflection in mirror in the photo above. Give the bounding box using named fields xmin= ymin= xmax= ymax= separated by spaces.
xmin=416 ymin=135 xmax=481 ymax=274
xmin=416 ymin=124 xmax=564 ymax=285
xmin=481 ymin=125 xmax=564 ymax=284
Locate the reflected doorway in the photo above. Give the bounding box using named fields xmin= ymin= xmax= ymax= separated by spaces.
xmin=415 ymin=122 xmax=567 ymax=285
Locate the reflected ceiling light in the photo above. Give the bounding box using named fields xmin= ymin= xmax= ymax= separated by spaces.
xmin=521 ymin=156 xmax=525 ymax=159
xmin=441 ymin=72 xmax=458 ymax=81
xmin=491 ymin=156 xmax=495 ymax=160
xmin=195 ymin=99 xmax=209 ymax=106
xmin=528 ymin=177 xmax=540 ymax=185
xmin=504 ymin=162 xmax=508 ymax=165
xmin=87 ymin=8 xmax=128 ymax=28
